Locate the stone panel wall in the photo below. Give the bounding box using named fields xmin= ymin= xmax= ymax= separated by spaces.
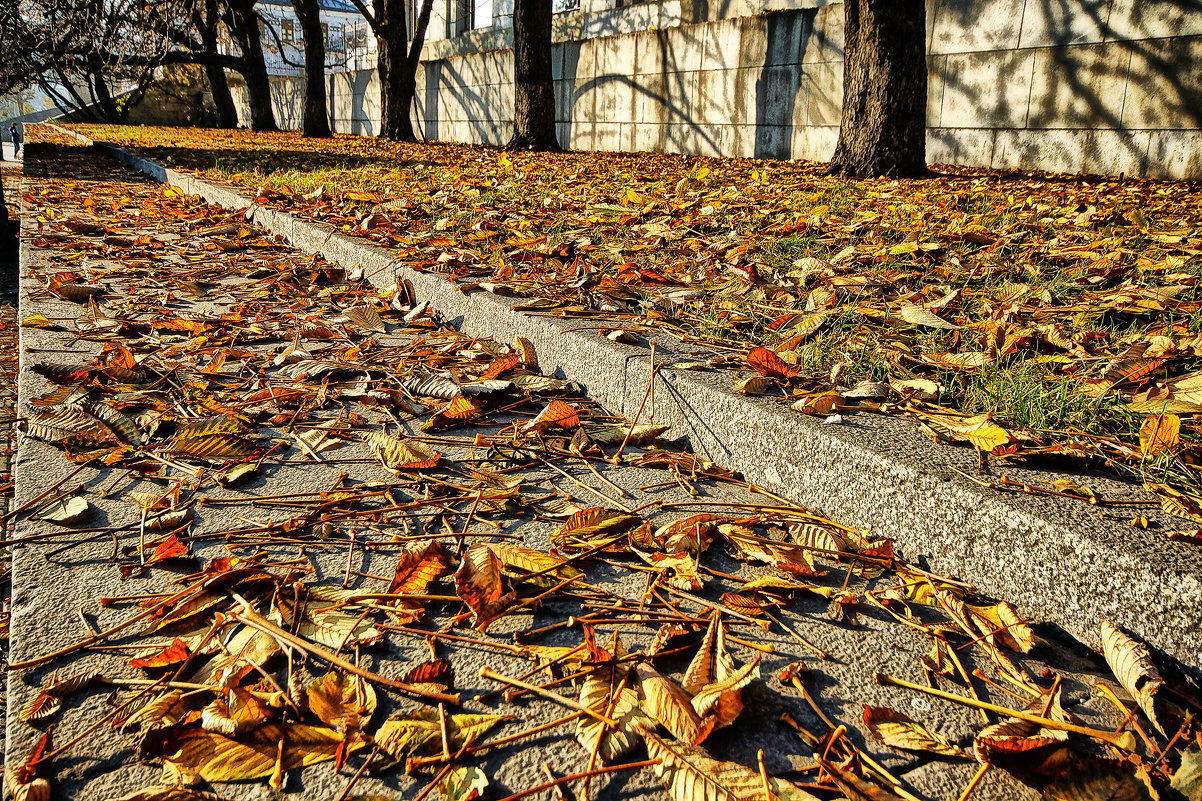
xmin=238 ymin=0 xmax=1202 ymax=178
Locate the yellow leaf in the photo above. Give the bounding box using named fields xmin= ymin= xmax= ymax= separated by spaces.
xmin=363 ymin=431 xmax=441 ymax=471
xmin=21 ymin=314 xmax=60 ymax=329
xmin=900 ymin=305 xmax=959 ymax=330
xmin=1139 ymin=414 xmax=1180 ymax=458
xmin=791 ymin=392 xmax=840 ymax=416
xmin=952 ymin=414 xmax=1011 ymax=452
xmin=156 ymin=724 xmax=365 ymax=782
xmin=1145 ymin=482 xmax=1202 ymax=524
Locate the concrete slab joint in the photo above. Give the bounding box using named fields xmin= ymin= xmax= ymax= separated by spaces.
xmin=51 ymin=127 xmax=1202 ymax=672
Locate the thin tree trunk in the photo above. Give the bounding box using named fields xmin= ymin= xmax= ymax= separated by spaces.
xmin=507 ymin=0 xmax=557 ymax=150
xmin=230 ymin=0 xmax=279 ymax=131
xmin=202 ymin=0 xmax=239 ymax=127
xmin=293 ymin=0 xmax=332 ymax=136
xmin=826 ymin=0 xmax=926 ymax=177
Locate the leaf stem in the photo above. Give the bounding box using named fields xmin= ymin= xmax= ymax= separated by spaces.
xmin=479 ymin=666 xmax=618 ymax=727
xmin=874 ymin=672 xmax=1137 ymax=749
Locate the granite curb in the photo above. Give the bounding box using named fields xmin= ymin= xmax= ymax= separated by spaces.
xmin=52 ymin=125 xmax=1202 ymax=668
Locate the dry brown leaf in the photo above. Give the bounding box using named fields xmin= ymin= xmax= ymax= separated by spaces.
xmin=634 ymin=663 xmax=707 ymax=744
xmin=1100 ymin=620 xmax=1172 ymax=736
xmin=307 ymin=671 xmax=377 ymax=733
xmin=587 ymin=422 xmax=669 ymax=446
xmin=575 ymin=674 xmax=651 ymax=764
xmin=455 ymin=544 xmax=516 ymax=628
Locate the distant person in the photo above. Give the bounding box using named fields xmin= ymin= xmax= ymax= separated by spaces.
xmin=10 ymin=123 xmax=21 ymax=158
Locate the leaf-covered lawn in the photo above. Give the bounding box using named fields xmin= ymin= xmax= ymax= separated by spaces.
xmin=69 ymin=124 xmax=1202 ymax=521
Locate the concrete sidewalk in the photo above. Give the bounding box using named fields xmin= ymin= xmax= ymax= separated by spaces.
xmin=56 ymin=126 xmax=1202 ymax=670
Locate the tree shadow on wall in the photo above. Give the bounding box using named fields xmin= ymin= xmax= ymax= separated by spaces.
xmin=932 ymin=0 xmax=1202 ymax=174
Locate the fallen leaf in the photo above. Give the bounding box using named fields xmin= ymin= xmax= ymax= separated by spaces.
xmin=150 ymin=723 xmax=366 ymax=782
xmin=1139 ymin=414 xmax=1180 ymax=458
xmin=747 ymin=346 xmax=798 ymax=379
xmin=643 ymin=727 xmax=818 ymax=801
xmin=862 ymin=705 xmax=971 ymax=759
xmin=307 ymin=671 xmax=377 ymax=733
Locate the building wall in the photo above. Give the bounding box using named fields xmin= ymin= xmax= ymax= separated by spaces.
xmin=238 ymin=0 xmax=1202 ymax=178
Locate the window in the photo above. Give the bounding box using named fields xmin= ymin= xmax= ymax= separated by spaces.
xmin=448 ymin=0 xmax=471 ymax=36
xmin=345 ymin=23 xmax=370 ymax=69
xmin=472 ymin=0 xmax=493 ymax=28
xmin=553 ymin=0 xmax=579 ymax=12
xmin=446 ymin=0 xmax=492 ymax=36
xmin=321 ymin=22 xmax=329 ymax=44
xmin=281 ymin=18 xmax=295 ymax=42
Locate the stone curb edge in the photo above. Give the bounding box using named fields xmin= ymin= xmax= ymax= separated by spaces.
xmin=45 ymin=126 xmax=1202 ymax=666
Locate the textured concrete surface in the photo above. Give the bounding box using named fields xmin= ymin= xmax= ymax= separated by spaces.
xmin=9 ymin=138 xmax=1118 ymax=801
xmin=67 ymin=129 xmax=1202 ymax=673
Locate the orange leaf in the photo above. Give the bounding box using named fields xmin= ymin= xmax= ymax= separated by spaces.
xmin=389 ymin=542 xmax=454 ymax=594
xmin=423 ymin=397 xmax=484 ymax=431
xmin=479 ymin=353 xmax=519 ymax=381
xmin=522 ymin=400 xmax=580 ymax=433
xmin=146 ymin=534 xmax=189 ymax=564
xmin=129 ymin=638 xmax=191 ymax=670
xmin=402 ymin=658 xmax=454 ymax=689
xmin=746 ymin=346 xmax=797 ymax=379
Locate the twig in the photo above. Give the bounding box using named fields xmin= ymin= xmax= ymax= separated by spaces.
xmin=1 ymin=458 xmax=97 ymax=523
xmin=612 ymin=347 xmax=660 ymax=463
xmin=956 ymin=764 xmax=990 ymax=801
xmin=757 ymin=750 xmax=773 ymax=801
xmin=8 ymin=580 xmax=204 ymax=670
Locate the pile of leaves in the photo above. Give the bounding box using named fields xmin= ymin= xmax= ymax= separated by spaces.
xmin=9 ymin=132 xmax=1201 ymax=801
xmin=67 ymin=124 xmax=1202 ymax=531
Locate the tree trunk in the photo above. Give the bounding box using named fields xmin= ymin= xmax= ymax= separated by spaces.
xmin=91 ymin=69 xmax=122 ymax=122
xmin=507 ymin=0 xmax=558 ymax=150
xmin=201 ymin=0 xmax=239 ymax=127
xmin=229 ymin=0 xmax=279 ymax=131
xmin=377 ymin=0 xmax=415 ymax=140
xmin=204 ymin=62 xmax=240 ymax=127
xmin=826 ymin=0 xmax=926 ymax=178
xmin=293 ymin=0 xmax=332 ymax=136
